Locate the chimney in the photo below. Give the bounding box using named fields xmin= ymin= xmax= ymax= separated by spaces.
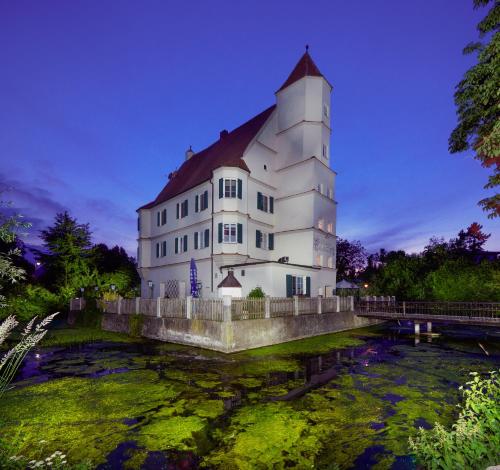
xmin=185 ymin=145 xmax=195 ymax=161
xmin=219 ymin=129 xmax=229 ymax=140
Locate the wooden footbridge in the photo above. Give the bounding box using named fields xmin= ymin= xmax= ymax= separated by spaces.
xmin=355 ymin=300 xmax=500 ymax=334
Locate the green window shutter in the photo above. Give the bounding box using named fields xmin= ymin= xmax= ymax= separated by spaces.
xmin=176 ymin=203 xmax=179 ymax=219
xmin=269 ymin=233 xmax=274 ymax=250
xmin=257 ymin=192 xmax=263 ymax=210
xmin=194 ymin=232 xmax=199 ymax=249
xmin=219 ymin=178 xmax=223 ymax=198
xmin=306 ymin=277 xmax=311 ymax=297
xmin=286 ymin=275 xmax=293 ymax=298
xmin=237 ymin=223 xmax=243 ymax=243
xmin=218 ymin=223 xmax=223 ymax=243
xmin=256 ymin=230 xmax=261 ymax=248
xmin=183 ymin=235 xmax=188 ymax=252
xmin=237 ymin=179 xmax=242 ymax=199
xmin=175 ymin=238 xmax=178 ymax=254
xmin=195 ymin=195 xmax=199 ymax=213
xmin=205 ymin=228 xmax=210 ymax=247
xmin=270 ymin=197 xmax=274 ymax=214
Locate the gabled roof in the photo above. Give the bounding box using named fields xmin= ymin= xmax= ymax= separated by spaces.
xmin=139 ymin=105 xmax=276 ymax=210
xmin=217 ymin=271 xmax=242 ymax=288
xmin=277 ymin=50 xmax=326 ymax=92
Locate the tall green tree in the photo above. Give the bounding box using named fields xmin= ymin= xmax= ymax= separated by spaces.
xmin=449 ymin=0 xmax=500 ymax=218
xmin=37 ymin=212 xmax=92 ymax=294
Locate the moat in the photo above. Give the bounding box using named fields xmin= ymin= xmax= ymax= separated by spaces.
xmin=2 ymin=322 xmax=499 ymax=469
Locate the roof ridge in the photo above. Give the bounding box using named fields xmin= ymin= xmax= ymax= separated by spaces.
xmin=138 ymin=104 xmax=276 ymax=210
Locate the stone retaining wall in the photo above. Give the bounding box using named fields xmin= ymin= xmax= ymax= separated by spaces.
xmin=101 ymin=312 xmax=381 ymax=353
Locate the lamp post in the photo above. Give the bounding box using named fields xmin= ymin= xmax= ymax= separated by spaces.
xmin=80 ymin=287 xmax=85 ymax=297
xmin=147 ymin=280 xmax=154 ymax=299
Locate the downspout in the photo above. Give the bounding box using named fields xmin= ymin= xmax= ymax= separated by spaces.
xmin=211 ymin=177 xmax=214 ymax=293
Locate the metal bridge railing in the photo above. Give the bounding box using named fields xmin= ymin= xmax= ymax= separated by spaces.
xmin=356 ymin=300 xmax=500 ymax=319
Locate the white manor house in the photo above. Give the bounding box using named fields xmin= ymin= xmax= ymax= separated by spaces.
xmin=137 ymin=50 xmax=337 ymax=299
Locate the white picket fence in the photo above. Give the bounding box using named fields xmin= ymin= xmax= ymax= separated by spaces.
xmin=72 ymin=295 xmax=358 ymax=322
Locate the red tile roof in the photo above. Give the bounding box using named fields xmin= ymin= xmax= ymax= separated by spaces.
xmin=139 ymin=105 xmax=276 ymax=210
xmin=217 ymin=270 xmax=242 ymax=288
xmin=277 ymin=51 xmax=325 ymax=92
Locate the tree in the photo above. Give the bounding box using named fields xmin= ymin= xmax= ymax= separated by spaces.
xmin=0 ymin=200 xmax=31 ymax=307
xmin=37 ymin=212 xmax=92 ymax=293
xmin=336 ymin=238 xmax=367 ymax=280
xmin=449 ymin=0 xmax=499 ymax=218
xmin=452 ymin=222 xmax=491 ymax=252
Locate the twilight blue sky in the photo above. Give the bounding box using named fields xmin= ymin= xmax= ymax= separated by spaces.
xmin=0 ymin=0 xmax=498 ymax=257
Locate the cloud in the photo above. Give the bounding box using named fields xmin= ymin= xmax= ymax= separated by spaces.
xmin=0 ymin=173 xmax=136 ymax=255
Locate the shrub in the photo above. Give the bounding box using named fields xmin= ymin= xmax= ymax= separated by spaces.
xmin=2 ymin=286 xmax=62 ymax=322
xmin=248 ymin=287 xmax=266 ymax=299
xmin=409 ymin=370 xmax=500 ymax=469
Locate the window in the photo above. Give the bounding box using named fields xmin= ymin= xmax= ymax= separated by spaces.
xmin=286 ymin=275 xmax=311 ymax=297
xmin=180 ymin=200 xmax=188 ymax=218
xmin=161 ymin=241 xmax=167 ymax=257
xmin=322 ymin=144 xmax=329 ymax=159
xmin=327 ymin=222 xmax=333 ymax=233
xmin=218 ymin=223 xmax=242 ymax=243
xmin=257 ymin=192 xmax=274 ymax=213
xmin=161 ymin=209 xmax=167 ymax=225
xmin=219 ymin=178 xmax=242 ymax=199
xmin=223 ymin=223 xmax=237 ymax=243
xmin=328 ymin=188 xmax=333 ymax=199
xmin=318 ymin=219 xmax=324 ymax=230
xmin=137 ymin=215 xmax=141 ymax=232
xmin=323 ymin=103 xmax=329 ymax=118
xmin=263 ymin=164 xmax=267 ymax=170
xmin=155 ymin=243 xmax=160 ymax=258
xmin=225 ymin=179 xmax=236 ymax=198
xmin=241 ymin=270 xmax=245 ymax=276
xmin=198 ymin=190 xmax=209 ymax=211
xmin=175 ymin=235 xmax=188 ymax=254
xmin=327 ymin=256 xmax=333 ymax=268
xmin=294 ymin=276 xmax=304 ymax=295
xmin=256 ymin=230 xmax=274 ymax=250
xmin=194 ymin=229 xmax=210 ymax=249
xmin=156 ymin=212 xmax=160 ymax=226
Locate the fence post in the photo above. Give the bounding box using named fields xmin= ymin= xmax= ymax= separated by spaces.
xmin=156 ymin=297 xmax=161 ymax=318
xmin=223 ymin=295 xmax=232 ymax=322
xmin=135 ymin=297 xmax=140 ymax=314
xmin=349 ymin=296 xmax=354 ymax=311
xmin=334 ymin=295 xmax=340 ymax=312
xmin=317 ymin=296 xmax=322 ymax=314
xmin=79 ymin=297 xmax=83 ymax=311
xmin=402 ymin=301 xmax=406 ymax=316
xmin=265 ymin=296 xmax=270 ymax=319
xmin=117 ymin=297 xmax=122 ymax=315
xmin=186 ymin=296 xmax=192 ymax=320
xmin=293 ymin=296 xmax=299 ymax=316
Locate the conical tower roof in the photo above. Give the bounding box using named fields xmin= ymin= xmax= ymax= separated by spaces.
xmin=277 ymin=48 xmax=327 ymax=92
